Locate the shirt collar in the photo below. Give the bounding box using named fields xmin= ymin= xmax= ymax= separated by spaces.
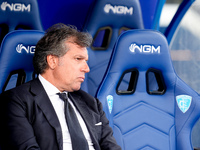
xmin=38 ymin=74 xmax=62 ymax=96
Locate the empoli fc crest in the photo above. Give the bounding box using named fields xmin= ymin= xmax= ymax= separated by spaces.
xmin=176 ymin=95 xmax=192 ymax=113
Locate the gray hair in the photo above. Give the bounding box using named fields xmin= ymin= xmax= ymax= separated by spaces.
xmin=33 ymin=23 xmax=93 ymax=74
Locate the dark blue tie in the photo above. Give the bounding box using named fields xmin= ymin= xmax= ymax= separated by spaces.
xmin=57 ymin=92 xmax=89 ymax=150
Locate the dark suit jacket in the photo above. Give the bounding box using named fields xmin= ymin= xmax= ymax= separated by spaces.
xmin=0 ymin=78 xmax=121 ymax=150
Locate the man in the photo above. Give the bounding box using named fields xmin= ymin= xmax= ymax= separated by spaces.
xmin=0 ymin=23 xmax=121 ymax=150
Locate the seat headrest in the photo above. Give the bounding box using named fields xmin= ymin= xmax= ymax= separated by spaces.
xmin=84 ymin=0 xmax=144 ymax=34
xmin=0 ymin=30 xmax=44 ymax=93
xmin=109 ymin=29 xmax=174 ymax=73
xmin=0 ymin=0 xmax=43 ymax=31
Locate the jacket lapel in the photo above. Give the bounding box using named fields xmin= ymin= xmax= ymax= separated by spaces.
xmin=30 ymin=79 xmax=63 ymax=150
xmin=69 ymin=92 xmax=100 ymax=150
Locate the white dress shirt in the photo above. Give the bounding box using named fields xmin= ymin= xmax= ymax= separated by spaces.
xmin=39 ymin=75 xmax=95 ymax=150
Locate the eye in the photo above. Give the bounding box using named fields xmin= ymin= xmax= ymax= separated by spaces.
xmin=74 ymin=55 xmax=88 ymax=62
xmin=75 ymin=57 xmax=82 ymax=61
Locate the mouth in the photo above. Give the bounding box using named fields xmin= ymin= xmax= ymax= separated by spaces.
xmin=79 ymin=77 xmax=85 ymax=82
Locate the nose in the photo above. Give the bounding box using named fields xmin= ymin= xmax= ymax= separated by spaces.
xmin=82 ymin=61 xmax=90 ymax=73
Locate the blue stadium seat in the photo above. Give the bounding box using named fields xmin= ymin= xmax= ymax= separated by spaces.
xmin=0 ymin=0 xmax=43 ymax=43
xmin=81 ymin=0 xmax=144 ymax=97
xmin=96 ymin=29 xmax=200 ymax=149
xmin=0 ymin=30 xmax=44 ymax=94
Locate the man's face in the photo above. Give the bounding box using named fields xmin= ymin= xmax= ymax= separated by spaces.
xmin=53 ymin=42 xmax=90 ymax=92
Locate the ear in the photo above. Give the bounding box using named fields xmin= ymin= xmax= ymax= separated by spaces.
xmin=46 ymin=55 xmax=58 ymax=70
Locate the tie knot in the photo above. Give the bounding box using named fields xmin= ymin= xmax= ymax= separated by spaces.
xmin=57 ymin=92 xmax=68 ymax=101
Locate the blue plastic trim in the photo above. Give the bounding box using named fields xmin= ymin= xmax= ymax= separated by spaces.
xmin=164 ymin=0 xmax=195 ymax=44
xmin=152 ymin=0 xmax=166 ymax=30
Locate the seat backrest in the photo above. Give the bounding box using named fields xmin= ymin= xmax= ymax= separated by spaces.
xmin=96 ymin=29 xmax=200 ymax=150
xmin=81 ymin=0 xmax=144 ymax=97
xmin=0 ymin=30 xmax=44 ymax=94
xmin=0 ymin=0 xmax=43 ymax=43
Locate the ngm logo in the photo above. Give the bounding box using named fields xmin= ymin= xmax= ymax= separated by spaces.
xmin=1 ymin=2 xmax=31 ymax=12
xmin=104 ymin=4 xmax=133 ymax=15
xmin=129 ymin=43 xmax=160 ymax=54
xmin=16 ymin=44 xmax=35 ymax=54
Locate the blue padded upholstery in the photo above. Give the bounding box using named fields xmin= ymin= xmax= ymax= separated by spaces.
xmin=81 ymin=0 xmax=144 ymax=97
xmin=0 ymin=30 xmax=44 ymax=93
xmin=0 ymin=0 xmax=43 ymax=43
xmin=96 ymin=30 xmax=200 ymax=150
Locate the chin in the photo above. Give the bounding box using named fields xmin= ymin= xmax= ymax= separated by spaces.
xmin=72 ymin=89 xmax=80 ymax=92
xmin=72 ymin=86 xmax=81 ymax=91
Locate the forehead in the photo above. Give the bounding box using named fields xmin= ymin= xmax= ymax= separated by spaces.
xmin=65 ymin=41 xmax=88 ymax=56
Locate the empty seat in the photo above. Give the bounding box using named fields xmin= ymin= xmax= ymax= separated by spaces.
xmin=96 ymin=29 xmax=200 ymax=150
xmin=0 ymin=30 xmax=44 ymax=93
xmin=81 ymin=0 xmax=144 ymax=97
